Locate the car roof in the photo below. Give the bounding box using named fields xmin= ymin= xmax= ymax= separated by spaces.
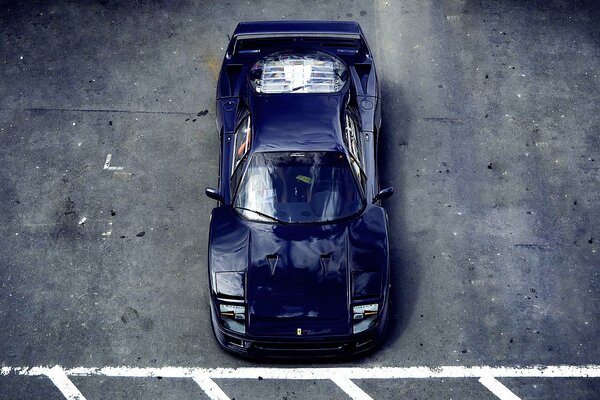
xmin=248 ymin=92 xmax=346 ymax=154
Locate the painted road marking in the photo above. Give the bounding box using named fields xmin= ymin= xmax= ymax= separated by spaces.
xmin=192 ymin=373 xmax=231 ymax=400
xmin=330 ymin=377 xmax=374 ymax=400
xmin=103 ymin=154 xmax=123 ymax=171
xmin=479 ymin=375 xmax=521 ymax=400
xmin=2 ymin=365 xmax=600 ymax=400
xmin=44 ymin=366 xmax=86 ymax=400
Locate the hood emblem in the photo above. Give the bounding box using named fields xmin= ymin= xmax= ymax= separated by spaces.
xmin=297 ymin=328 xmax=302 ymax=336
xmin=267 ymin=254 xmax=278 ymax=275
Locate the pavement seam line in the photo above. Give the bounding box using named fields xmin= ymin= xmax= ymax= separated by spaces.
xmin=0 ymin=107 xmax=195 ymax=115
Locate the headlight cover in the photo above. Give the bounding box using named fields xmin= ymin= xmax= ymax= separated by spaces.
xmin=219 ymin=304 xmax=246 ymax=334
xmin=352 ymin=303 xmax=378 ymax=334
xmin=249 ymin=51 xmax=348 ymax=94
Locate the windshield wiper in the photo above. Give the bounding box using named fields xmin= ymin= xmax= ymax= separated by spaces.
xmin=234 ymin=207 xmax=287 ymax=224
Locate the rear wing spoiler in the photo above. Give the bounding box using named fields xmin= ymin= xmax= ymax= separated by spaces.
xmin=225 ymin=21 xmax=369 ymax=59
xmin=216 ymin=20 xmax=378 ymax=126
xmin=234 ymin=21 xmax=362 ymax=37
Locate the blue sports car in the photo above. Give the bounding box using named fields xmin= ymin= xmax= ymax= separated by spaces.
xmin=205 ymin=21 xmax=393 ymax=358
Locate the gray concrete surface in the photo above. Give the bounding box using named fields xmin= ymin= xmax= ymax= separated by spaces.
xmin=1 ymin=0 xmax=599 ymax=398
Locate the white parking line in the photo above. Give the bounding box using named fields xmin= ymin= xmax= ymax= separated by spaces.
xmin=103 ymin=153 xmax=123 ymax=171
xmin=2 ymin=365 xmax=600 ymax=400
xmin=44 ymin=366 xmax=87 ymax=400
xmin=479 ymin=375 xmax=521 ymax=400
xmin=330 ymin=377 xmax=374 ymax=400
xmin=192 ymin=373 xmax=231 ymax=400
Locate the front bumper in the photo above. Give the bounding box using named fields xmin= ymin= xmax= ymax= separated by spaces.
xmin=209 ymin=298 xmax=389 ymax=359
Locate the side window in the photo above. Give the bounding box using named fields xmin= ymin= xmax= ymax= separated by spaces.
xmin=230 ymin=115 xmax=251 ymax=196
xmin=344 ymin=113 xmax=366 ymax=188
xmin=233 ymin=115 xmax=251 ymax=173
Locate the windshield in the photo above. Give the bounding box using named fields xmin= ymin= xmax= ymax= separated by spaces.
xmin=234 ymin=151 xmax=364 ymax=223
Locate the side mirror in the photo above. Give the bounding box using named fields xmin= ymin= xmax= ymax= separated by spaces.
xmin=205 ymin=187 xmax=224 ymax=202
xmin=373 ymin=187 xmax=394 ymax=203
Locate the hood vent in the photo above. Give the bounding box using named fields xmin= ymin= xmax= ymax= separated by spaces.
xmin=320 ymin=253 xmax=332 ymax=273
xmin=267 ymin=254 xmax=279 ymax=275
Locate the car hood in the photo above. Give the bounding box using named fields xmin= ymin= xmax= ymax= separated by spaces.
xmin=209 ymin=204 xmax=389 ymax=338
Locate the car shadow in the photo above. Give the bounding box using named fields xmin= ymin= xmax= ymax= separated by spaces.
xmin=376 ymin=79 xmax=421 ymax=353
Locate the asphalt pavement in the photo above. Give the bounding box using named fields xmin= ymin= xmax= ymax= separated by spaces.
xmin=0 ymin=0 xmax=599 ymax=399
